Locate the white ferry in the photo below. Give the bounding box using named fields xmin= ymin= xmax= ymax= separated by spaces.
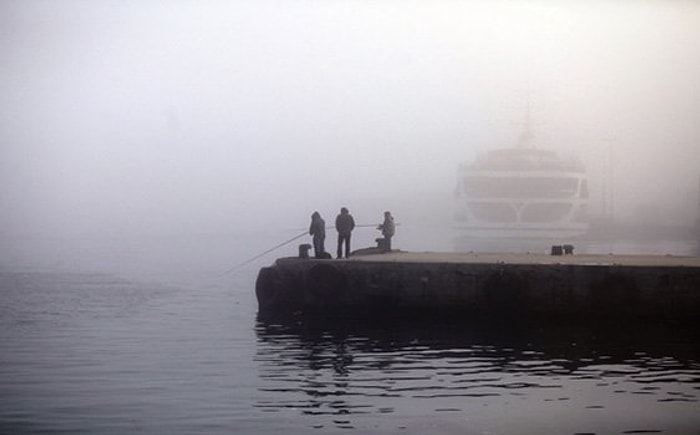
xmin=454 ymin=143 xmax=590 ymax=239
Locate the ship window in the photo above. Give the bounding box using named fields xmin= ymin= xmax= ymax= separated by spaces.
xmin=462 ymin=177 xmax=579 ymax=198
xmin=522 ymin=203 xmax=573 ymax=223
xmin=470 ymin=203 xmax=517 ymax=223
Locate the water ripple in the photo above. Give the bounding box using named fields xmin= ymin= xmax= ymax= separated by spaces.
xmin=255 ymin=314 xmax=700 ymax=432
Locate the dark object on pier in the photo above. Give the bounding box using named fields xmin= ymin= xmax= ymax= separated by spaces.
xmin=298 ymin=244 xmax=312 ymax=259
xmin=551 ymin=244 xmax=574 ymax=256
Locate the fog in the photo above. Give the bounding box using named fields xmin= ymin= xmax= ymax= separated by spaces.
xmin=2 ymin=0 xmax=700 ymax=239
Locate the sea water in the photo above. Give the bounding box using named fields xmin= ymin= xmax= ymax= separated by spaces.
xmin=1 ymin=230 xmax=699 ymax=434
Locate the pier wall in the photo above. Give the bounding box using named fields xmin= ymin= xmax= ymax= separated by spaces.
xmin=256 ymin=255 xmax=700 ymax=320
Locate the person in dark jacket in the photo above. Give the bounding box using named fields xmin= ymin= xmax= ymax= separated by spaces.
xmin=309 ymin=211 xmax=326 ymax=258
xmin=377 ymin=211 xmax=395 ymax=253
xmin=335 ymin=207 xmax=355 ymax=258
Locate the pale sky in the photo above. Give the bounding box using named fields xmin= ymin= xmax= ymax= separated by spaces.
xmin=2 ymin=0 xmax=699 ymax=236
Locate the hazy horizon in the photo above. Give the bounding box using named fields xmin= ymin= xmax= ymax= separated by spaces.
xmin=2 ymin=0 xmax=699 ymax=238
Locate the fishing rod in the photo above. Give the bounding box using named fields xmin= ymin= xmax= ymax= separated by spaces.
xmin=223 ymin=223 xmax=400 ymax=275
xmin=222 ymin=230 xmax=307 ymax=275
xmin=286 ymin=223 xmax=395 ymax=232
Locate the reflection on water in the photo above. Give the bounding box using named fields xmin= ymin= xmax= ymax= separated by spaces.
xmin=255 ymin=314 xmax=700 ymax=433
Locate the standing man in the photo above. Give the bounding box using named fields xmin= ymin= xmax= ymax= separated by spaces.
xmin=378 ymin=211 xmax=395 ymax=253
xmin=335 ymin=207 xmax=355 ymax=259
xmin=309 ymin=211 xmax=326 ymax=258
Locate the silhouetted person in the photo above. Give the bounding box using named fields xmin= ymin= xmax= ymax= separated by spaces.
xmin=309 ymin=211 xmax=326 ymax=258
xmin=335 ymin=207 xmax=355 ymax=258
xmin=377 ymin=211 xmax=395 ymax=253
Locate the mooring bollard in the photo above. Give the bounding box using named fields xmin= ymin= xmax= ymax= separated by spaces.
xmin=298 ymin=244 xmax=312 ymax=259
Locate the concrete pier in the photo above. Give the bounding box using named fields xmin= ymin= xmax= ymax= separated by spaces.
xmin=256 ymin=251 xmax=700 ymax=320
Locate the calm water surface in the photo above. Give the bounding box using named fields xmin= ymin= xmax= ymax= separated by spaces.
xmin=1 ymin=232 xmax=699 ymax=434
